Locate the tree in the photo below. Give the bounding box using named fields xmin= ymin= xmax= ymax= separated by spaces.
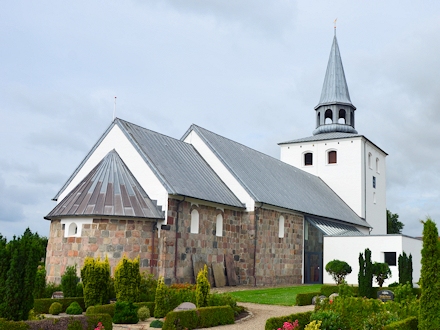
xmin=418 ymin=217 xmax=440 ymax=329
xmin=373 ymin=262 xmax=392 ymax=287
xmin=358 ymin=248 xmax=373 ymax=298
xmin=398 ymin=252 xmax=413 ymax=286
xmin=114 ymin=256 xmax=141 ymax=302
xmin=61 ymin=265 xmax=79 ymax=297
xmin=196 ymin=264 xmax=210 ymax=308
xmin=81 ymin=256 xmax=111 ymax=308
xmin=325 ymin=259 xmax=352 ymax=285
xmin=387 ymin=209 xmax=404 ymax=234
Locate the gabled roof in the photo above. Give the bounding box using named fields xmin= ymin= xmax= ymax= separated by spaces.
xmin=182 ymin=125 xmax=370 ymax=228
xmin=45 ymin=150 xmax=164 ymax=220
xmin=316 ymin=34 xmax=354 ymax=109
xmin=53 ymin=118 xmax=244 ymax=209
xmin=278 ymin=132 xmax=388 ymax=155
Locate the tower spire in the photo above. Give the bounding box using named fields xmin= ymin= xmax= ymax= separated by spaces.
xmin=313 ymin=30 xmax=357 ymax=135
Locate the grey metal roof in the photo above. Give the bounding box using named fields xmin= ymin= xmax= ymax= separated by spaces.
xmin=183 ymin=125 xmax=370 ymax=228
xmin=45 ymin=150 xmax=165 ymax=220
xmin=306 ymin=216 xmax=364 ymax=236
xmin=278 ymin=132 xmax=388 ymax=155
xmin=316 ymin=34 xmax=353 ymax=109
xmin=116 ymin=119 xmax=245 ymax=209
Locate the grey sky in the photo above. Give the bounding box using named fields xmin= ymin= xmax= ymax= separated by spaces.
xmin=1 ymin=1 xmax=439 ymax=239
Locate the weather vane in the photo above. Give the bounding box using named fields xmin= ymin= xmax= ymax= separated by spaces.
xmin=113 ymin=96 xmax=117 ymax=120
xmin=334 ymin=18 xmax=337 ymax=35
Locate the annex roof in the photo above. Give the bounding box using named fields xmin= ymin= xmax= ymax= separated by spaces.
xmin=182 ymin=125 xmax=370 ymax=228
xmin=45 ymin=150 xmax=164 ymax=220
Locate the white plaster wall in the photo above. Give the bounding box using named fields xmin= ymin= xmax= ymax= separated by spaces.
xmin=60 ymin=218 xmax=93 ymax=237
xmin=364 ymin=142 xmax=387 ymax=235
xmin=280 ymin=137 xmax=364 ymax=217
xmin=323 ymin=235 xmax=421 ymax=287
xmin=183 ymin=130 xmax=255 ymax=211
xmin=57 ymin=124 xmax=169 ymax=221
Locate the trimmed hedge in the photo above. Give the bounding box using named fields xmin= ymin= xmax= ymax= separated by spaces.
xmin=20 ymin=314 xmax=112 ymax=330
xmin=296 ymin=292 xmax=321 ymax=306
xmin=265 ymin=311 xmax=313 ymax=330
xmin=86 ymin=304 xmax=115 ymax=318
xmin=320 ymin=285 xmax=339 ymax=297
xmin=383 ymin=316 xmax=418 ymax=330
xmin=162 ymin=306 xmax=234 ymax=330
xmin=33 ymin=298 xmax=85 ymax=314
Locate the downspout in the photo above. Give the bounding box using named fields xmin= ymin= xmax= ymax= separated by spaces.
xmin=253 ymin=202 xmax=264 ymax=287
xmin=150 ymin=221 xmax=157 ymax=274
xmin=174 ymin=197 xmax=186 ymax=281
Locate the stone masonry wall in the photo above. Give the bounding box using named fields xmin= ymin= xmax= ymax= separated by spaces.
xmin=45 ymin=218 xmax=158 ymax=283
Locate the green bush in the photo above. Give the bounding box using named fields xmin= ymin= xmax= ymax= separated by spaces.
xmin=76 ymin=282 xmax=84 ymax=298
xmin=113 ymin=301 xmax=138 ymax=324
xmin=208 ymin=292 xmax=239 ymax=315
xmin=33 ymin=298 xmax=86 ymax=314
xmin=137 ymin=306 xmax=150 ymax=321
xmin=85 ymin=304 xmax=115 ymax=318
xmin=114 ymin=256 xmax=141 ymax=303
xmin=358 ymin=248 xmax=373 ymax=298
xmin=196 ymin=265 xmax=210 ymax=308
xmin=86 ymin=314 xmax=113 ymax=330
xmin=310 ymin=310 xmax=344 ymax=330
xmin=149 ymin=319 xmax=163 ymax=328
xmin=383 ymin=316 xmax=418 ymax=330
xmin=296 ymin=292 xmax=320 ymax=306
xmin=163 ymin=310 xmax=199 ymax=330
xmin=398 ymin=252 xmax=413 ymax=286
xmin=139 ymin=272 xmax=157 ymax=302
xmin=0 ymin=319 xmax=29 ymax=329
xmin=134 ymin=302 xmax=154 ymax=316
xmin=198 ymin=306 xmax=234 ymax=328
xmin=49 ymin=302 xmax=63 ymax=315
xmin=154 ymin=277 xmax=170 ymax=318
xmin=61 ymin=265 xmax=80 ymax=298
xmin=325 ymin=259 xmax=352 ymax=285
xmin=81 ymin=257 xmax=111 ymax=308
xmin=338 ymin=281 xmax=355 ymax=298
xmin=373 ymin=262 xmax=392 ymax=287
xmin=265 ymin=311 xmax=313 ymax=330
xmin=65 ymin=302 xmax=83 ymax=315
xmin=319 ymin=285 xmax=339 ymax=297
xmin=44 ymin=282 xmax=63 ymax=298
xmin=33 ymin=266 xmax=46 ymax=299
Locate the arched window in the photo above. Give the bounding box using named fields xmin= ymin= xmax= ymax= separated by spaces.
xmin=324 ymin=109 xmax=333 ymax=124
xmin=350 ymin=112 xmax=354 ymax=127
xmin=216 ymin=214 xmax=223 ymax=237
xmin=338 ymin=109 xmax=346 ymax=124
xmin=304 ymin=152 xmax=313 ymax=166
xmin=278 ymin=216 xmax=285 ymax=238
xmin=317 ymin=112 xmax=321 ymax=128
xmin=190 ymin=209 xmax=199 ymax=234
xmin=368 ymin=153 xmax=372 ymax=169
xmin=68 ymin=222 xmax=78 ymax=236
xmin=328 ymin=150 xmax=337 ymax=164
xmin=376 ymin=158 xmax=380 ymax=173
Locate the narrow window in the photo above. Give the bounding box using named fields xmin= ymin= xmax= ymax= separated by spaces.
xmin=317 ymin=112 xmax=321 ymax=128
xmin=278 ymin=216 xmax=285 ymax=238
xmin=384 ymin=252 xmax=397 ymax=266
xmin=304 ymin=152 xmax=313 ymax=166
xmin=373 ymin=192 xmax=376 ymax=204
xmin=373 ymin=176 xmax=376 ymax=189
xmin=368 ymin=153 xmax=372 ymax=169
xmin=328 ymin=151 xmax=337 ymax=164
xmin=304 ymin=221 xmax=309 ymax=241
xmin=338 ymin=109 xmax=346 ymax=124
xmin=324 ymin=109 xmax=333 ymax=124
xmin=376 ymin=158 xmax=380 ymax=173
xmin=190 ymin=209 xmax=199 ymax=234
xmin=216 ymin=214 xmax=223 ymax=237
xmin=68 ymin=223 xmax=78 ymax=236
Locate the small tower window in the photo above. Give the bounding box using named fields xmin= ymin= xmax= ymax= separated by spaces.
xmin=216 ymin=213 xmax=223 ymax=237
xmin=328 ymin=150 xmax=337 ymax=164
xmin=338 ymin=109 xmax=346 ymax=124
xmin=368 ymin=153 xmax=372 ymax=169
xmin=317 ymin=112 xmax=321 ymax=128
xmin=373 ymin=176 xmax=376 ymax=189
xmin=376 ymin=158 xmax=380 ymax=173
xmin=324 ymin=109 xmax=333 ymax=124
xmin=68 ymin=223 xmax=78 ymax=236
xmin=278 ymin=216 xmax=285 ymax=238
xmin=190 ymin=209 xmax=199 ymax=234
xmin=304 ymin=152 xmax=313 ymax=166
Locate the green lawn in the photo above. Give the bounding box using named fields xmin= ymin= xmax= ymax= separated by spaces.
xmin=229 ymin=284 xmax=322 ymax=306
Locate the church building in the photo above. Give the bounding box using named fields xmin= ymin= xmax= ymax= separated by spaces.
xmin=44 ymin=32 xmax=419 ymax=287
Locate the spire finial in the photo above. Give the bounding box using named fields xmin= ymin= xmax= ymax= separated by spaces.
xmin=333 ymin=18 xmax=337 ymax=35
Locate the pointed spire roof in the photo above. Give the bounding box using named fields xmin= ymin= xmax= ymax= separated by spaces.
xmin=316 ymin=33 xmax=354 ymax=108
xmin=45 ymin=150 xmax=164 ymax=220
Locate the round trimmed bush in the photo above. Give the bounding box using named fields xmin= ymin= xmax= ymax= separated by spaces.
xmin=49 ymin=302 xmax=63 ymax=315
xmin=66 ymin=301 xmax=83 ymax=315
xmin=113 ymin=301 xmax=139 ymax=324
xmin=150 ymin=319 xmax=164 ymax=328
xmin=137 ymin=306 xmax=150 ymax=321
xmin=85 ymin=306 xmax=96 ymax=314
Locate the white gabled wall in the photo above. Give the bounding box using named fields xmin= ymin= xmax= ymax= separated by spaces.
xmin=183 ymin=130 xmax=255 ymax=211
xmin=323 ymin=235 xmax=422 ymax=286
xmin=57 ymin=124 xmax=169 ymax=220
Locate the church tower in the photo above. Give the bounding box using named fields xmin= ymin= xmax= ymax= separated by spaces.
xmin=279 ymin=31 xmax=388 ymax=235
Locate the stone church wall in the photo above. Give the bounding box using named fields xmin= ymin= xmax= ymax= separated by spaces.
xmin=45 ymin=218 xmax=158 ymax=283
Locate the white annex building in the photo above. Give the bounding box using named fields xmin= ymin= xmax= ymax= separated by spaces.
xmin=45 ymin=30 xmax=422 ymax=287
